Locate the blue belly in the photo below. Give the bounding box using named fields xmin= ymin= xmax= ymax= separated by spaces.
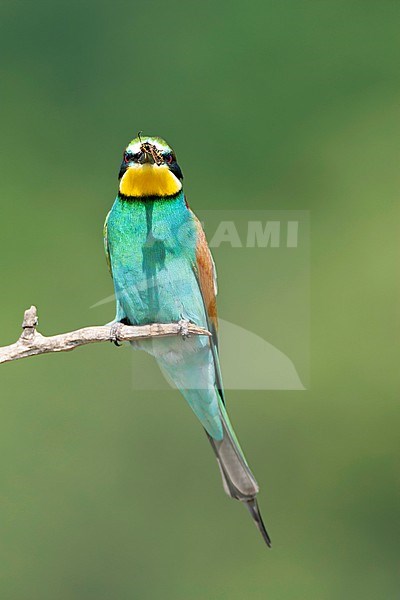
xmin=106 ymin=192 xmax=223 ymax=440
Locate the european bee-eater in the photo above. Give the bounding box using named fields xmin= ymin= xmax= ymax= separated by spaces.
xmin=104 ymin=135 xmax=271 ymax=547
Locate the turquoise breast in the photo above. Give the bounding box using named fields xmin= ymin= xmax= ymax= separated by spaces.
xmin=106 ymin=192 xmax=206 ymax=327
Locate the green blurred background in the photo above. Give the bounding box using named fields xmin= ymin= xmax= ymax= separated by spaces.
xmin=1 ymin=1 xmax=399 ymax=598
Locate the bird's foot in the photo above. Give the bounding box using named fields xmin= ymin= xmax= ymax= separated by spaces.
xmin=110 ymin=322 xmax=124 ymax=346
xmin=178 ymin=318 xmax=191 ymax=339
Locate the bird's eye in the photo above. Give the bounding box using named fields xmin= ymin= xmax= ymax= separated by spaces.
xmin=124 ymin=152 xmax=141 ymax=163
xmin=166 ymin=153 xmax=174 ymax=164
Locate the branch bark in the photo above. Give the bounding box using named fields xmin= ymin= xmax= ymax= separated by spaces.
xmin=0 ymin=306 xmax=211 ymax=365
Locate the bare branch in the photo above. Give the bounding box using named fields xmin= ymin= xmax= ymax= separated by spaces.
xmin=0 ymin=306 xmax=211 ymax=365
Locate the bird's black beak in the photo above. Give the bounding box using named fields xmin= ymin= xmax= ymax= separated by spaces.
xmin=139 ymin=150 xmax=155 ymax=165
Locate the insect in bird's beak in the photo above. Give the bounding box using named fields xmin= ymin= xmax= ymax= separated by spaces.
xmin=138 ymin=149 xmax=156 ymax=164
xmin=139 ymin=141 xmax=164 ymax=166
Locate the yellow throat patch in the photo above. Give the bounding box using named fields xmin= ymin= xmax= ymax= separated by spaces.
xmin=119 ymin=164 xmax=182 ymax=198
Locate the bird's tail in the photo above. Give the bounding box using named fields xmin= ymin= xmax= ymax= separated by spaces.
xmin=206 ymin=399 xmax=272 ymax=547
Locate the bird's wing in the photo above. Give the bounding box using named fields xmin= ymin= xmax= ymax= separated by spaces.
xmin=103 ymin=210 xmax=112 ymax=276
xmin=190 ymin=211 xmax=225 ymax=402
xmin=190 ymin=212 xmax=218 ymax=342
xmin=189 ymin=213 xmax=271 ymax=542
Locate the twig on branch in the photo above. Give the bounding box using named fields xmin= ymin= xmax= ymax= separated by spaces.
xmin=0 ymin=306 xmax=211 ymax=366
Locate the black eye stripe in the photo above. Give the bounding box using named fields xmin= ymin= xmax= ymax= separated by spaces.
xmin=124 ymin=151 xmax=141 ymax=162
xmin=123 ymin=149 xmax=178 ymax=168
